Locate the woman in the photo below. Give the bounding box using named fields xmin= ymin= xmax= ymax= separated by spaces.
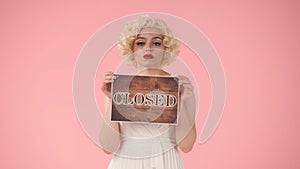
xmin=100 ymin=15 xmax=197 ymax=169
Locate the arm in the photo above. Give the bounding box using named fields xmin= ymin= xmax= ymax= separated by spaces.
xmin=99 ymin=72 xmax=121 ymax=154
xmin=176 ymin=76 xmax=197 ymax=153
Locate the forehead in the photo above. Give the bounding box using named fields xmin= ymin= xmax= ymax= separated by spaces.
xmin=137 ymin=27 xmax=163 ymax=39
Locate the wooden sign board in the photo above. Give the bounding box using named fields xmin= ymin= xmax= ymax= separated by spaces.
xmin=111 ymin=74 xmax=179 ymax=124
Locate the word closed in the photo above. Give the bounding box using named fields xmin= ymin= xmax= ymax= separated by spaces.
xmin=113 ymin=92 xmax=177 ymax=107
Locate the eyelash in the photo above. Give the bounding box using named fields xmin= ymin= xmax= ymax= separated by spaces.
xmin=136 ymin=42 xmax=145 ymax=46
xmin=135 ymin=41 xmax=162 ymax=46
xmin=153 ymin=42 xmax=161 ymax=46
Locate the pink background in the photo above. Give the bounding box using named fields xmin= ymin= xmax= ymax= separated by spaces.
xmin=1 ymin=0 xmax=299 ymax=169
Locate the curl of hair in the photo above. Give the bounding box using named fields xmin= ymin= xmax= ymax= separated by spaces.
xmin=118 ymin=15 xmax=180 ymax=67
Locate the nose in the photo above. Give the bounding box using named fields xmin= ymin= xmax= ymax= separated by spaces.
xmin=145 ymin=45 xmax=152 ymax=52
xmin=144 ymin=42 xmax=152 ymax=51
xmin=145 ymin=47 xmax=152 ymax=52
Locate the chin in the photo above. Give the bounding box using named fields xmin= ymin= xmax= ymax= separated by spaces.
xmin=138 ymin=68 xmax=170 ymax=76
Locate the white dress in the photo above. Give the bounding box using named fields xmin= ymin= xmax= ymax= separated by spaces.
xmin=107 ymin=122 xmax=185 ymax=169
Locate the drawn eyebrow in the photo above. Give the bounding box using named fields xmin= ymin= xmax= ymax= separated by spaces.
xmin=135 ymin=36 xmax=163 ymax=41
xmin=135 ymin=37 xmax=146 ymax=40
xmin=152 ymin=37 xmax=163 ymax=40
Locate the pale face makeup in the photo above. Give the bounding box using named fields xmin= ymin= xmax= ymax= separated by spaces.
xmin=132 ymin=28 xmax=166 ymax=71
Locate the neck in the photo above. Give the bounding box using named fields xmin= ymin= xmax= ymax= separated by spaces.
xmin=136 ymin=67 xmax=170 ymax=76
xmin=136 ymin=66 xmax=162 ymax=73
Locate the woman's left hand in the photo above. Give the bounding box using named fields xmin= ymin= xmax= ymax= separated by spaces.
xmin=178 ymin=75 xmax=194 ymax=100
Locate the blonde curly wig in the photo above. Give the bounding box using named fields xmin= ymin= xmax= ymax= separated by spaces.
xmin=118 ymin=15 xmax=180 ymax=67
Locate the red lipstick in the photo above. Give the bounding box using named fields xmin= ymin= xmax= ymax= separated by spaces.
xmin=143 ymin=54 xmax=154 ymax=59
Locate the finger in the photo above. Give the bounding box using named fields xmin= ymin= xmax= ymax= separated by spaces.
xmin=178 ymin=78 xmax=191 ymax=85
xmin=178 ymin=75 xmax=190 ymax=81
xmin=103 ymin=79 xmax=113 ymax=83
xmin=180 ymin=84 xmax=194 ymax=93
xmin=104 ymin=74 xmax=117 ymax=81
xmin=181 ymin=83 xmax=193 ymax=88
xmin=100 ymin=85 xmax=107 ymax=92
xmin=104 ymin=75 xmax=114 ymax=80
xmin=104 ymin=75 xmax=118 ymax=81
xmin=179 ymin=80 xmax=189 ymax=86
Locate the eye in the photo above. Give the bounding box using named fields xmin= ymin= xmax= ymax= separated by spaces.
xmin=152 ymin=42 xmax=161 ymax=46
xmin=136 ymin=41 xmax=145 ymax=46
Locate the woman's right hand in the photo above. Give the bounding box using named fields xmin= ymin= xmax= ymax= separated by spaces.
xmin=101 ymin=71 xmax=115 ymax=98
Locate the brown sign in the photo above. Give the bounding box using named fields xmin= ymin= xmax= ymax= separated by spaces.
xmin=111 ymin=74 xmax=179 ymax=124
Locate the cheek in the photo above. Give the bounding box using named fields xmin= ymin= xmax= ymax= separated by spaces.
xmin=133 ymin=50 xmax=144 ymax=59
xmin=133 ymin=47 xmax=145 ymax=54
xmin=132 ymin=46 xmax=138 ymax=52
xmin=152 ymin=49 xmax=165 ymax=58
xmin=132 ymin=43 xmax=141 ymax=52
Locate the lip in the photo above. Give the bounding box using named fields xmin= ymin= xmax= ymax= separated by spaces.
xmin=143 ymin=54 xmax=154 ymax=59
